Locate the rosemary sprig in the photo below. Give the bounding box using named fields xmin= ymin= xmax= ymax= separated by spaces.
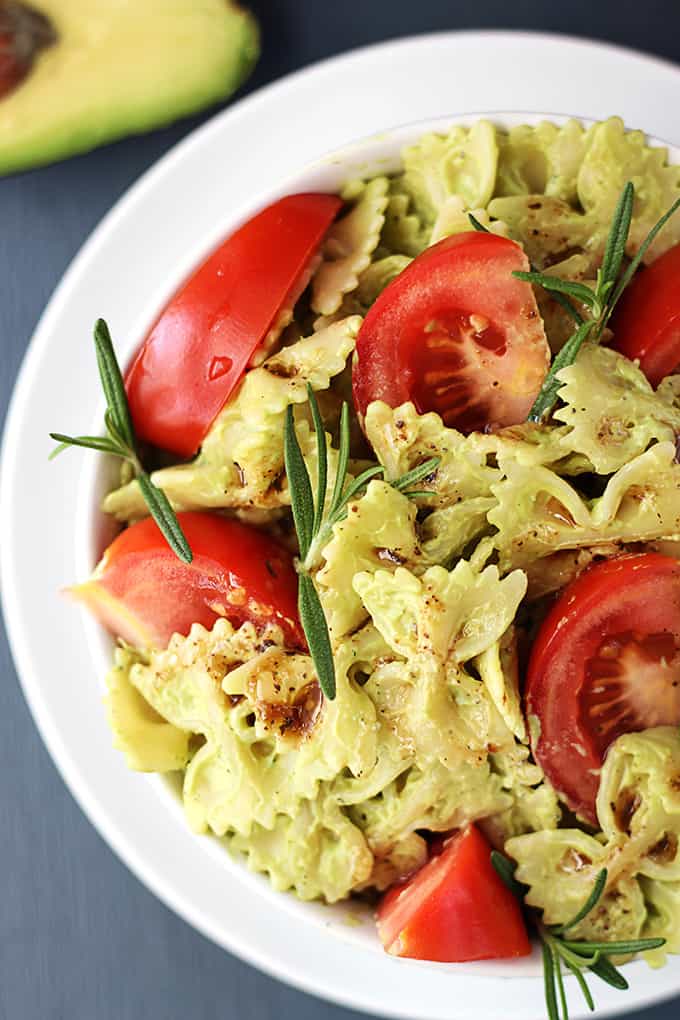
xmin=49 ymin=318 xmax=192 ymax=564
xmin=284 ymin=385 xmax=440 ymax=700
xmin=518 ymin=182 xmax=680 ymax=422
xmin=491 ymin=852 xmax=666 ymax=1020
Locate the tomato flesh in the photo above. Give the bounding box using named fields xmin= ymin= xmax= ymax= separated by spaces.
xmin=353 ymin=232 xmax=550 ymax=432
xmin=376 ymin=825 xmax=531 ymax=962
xmin=526 ymin=553 xmax=680 ymax=825
xmin=70 ymin=512 xmax=304 ymax=650
xmin=125 ymin=193 xmax=342 ymax=458
xmin=610 ymin=242 xmax=680 ymax=386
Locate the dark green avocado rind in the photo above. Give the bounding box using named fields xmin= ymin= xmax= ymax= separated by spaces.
xmin=0 ymin=3 xmax=259 ymax=176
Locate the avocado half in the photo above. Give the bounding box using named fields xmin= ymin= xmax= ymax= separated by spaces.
xmin=0 ymin=0 xmax=259 ymax=176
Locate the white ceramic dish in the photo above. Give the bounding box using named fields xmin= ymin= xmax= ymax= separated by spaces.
xmin=3 ymin=31 xmax=680 ymax=1020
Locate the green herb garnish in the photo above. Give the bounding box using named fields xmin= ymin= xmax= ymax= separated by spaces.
xmin=490 ymin=852 xmax=665 ymax=1020
xmin=516 ymin=182 xmax=680 ymax=422
xmin=284 ymin=385 xmax=439 ymax=700
xmin=50 ymin=318 xmax=192 ymax=564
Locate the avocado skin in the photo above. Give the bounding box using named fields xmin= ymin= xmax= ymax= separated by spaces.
xmin=0 ymin=1 xmax=259 ymax=176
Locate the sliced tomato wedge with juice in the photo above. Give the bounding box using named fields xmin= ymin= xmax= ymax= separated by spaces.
xmin=526 ymin=552 xmax=680 ymax=826
xmin=125 ymin=193 xmax=342 ymax=457
xmin=72 ymin=511 xmax=305 ymax=650
xmin=377 ymin=825 xmax=531 ymax=962
xmin=610 ymin=241 xmax=680 ymax=386
xmin=353 ymin=231 xmax=550 ymax=432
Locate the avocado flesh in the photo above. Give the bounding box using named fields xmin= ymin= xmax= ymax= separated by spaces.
xmin=0 ymin=0 xmax=259 ymax=176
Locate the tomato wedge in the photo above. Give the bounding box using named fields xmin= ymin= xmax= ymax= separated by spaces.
xmin=125 ymin=193 xmax=342 ymax=457
xmin=526 ymin=553 xmax=680 ymax=826
xmin=376 ymin=825 xmax=531 ymax=962
xmin=610 ymin=242 xmax=680 ymax=386
xmin=353 ymin=231 xmax=550 ymax=432
xmin=70 ymin=512 xmax=304 ymax=650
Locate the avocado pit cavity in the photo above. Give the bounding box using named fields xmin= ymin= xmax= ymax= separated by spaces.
xmin=0 ymin=1 xmax=56 ymax=100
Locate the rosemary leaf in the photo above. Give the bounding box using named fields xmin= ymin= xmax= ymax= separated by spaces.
xmin=49 ymin=433 xmax=128 ymax=460
xmin=562 ymin=957 xmax=595 ymax=1012
xmin=553 ymin=870 xmax=608 ymax=934
xmin=329 ymin=402 xmax=351 ymax=517
xmin=561 ymin=937 xmax=666 ymax=955
xmin=391 ymin=456 xmax=440 ymax=492
xmin=284 ymin=405 xmax=315 ymax=560
xmin=137 ymin=474 xmax=192 ymax=564
xmin=490 ymin=851 xmax=526 ymax=898
xmin=588 ymin=956 xmax=628 ymax=991
xmin=513 ymin=271 xmax=598 ymax=311
xmin=93 ymin=319 xmax=136 ymax=450
xmin=599 ymin=181 xmax=634 ymax=300
xmin=552 ymin=946 xmax=568 ymax=1020
xmin=298 ymin=573 xmax=336 ymax=700
xmin=543 ymin=941 xmax=560 ymax=1020
xmin=528 ymin=320 xmax=594 ymax=422
xmin=468 ymin=213 xmax=491 ymax=233
xmin=307 ymin=385 xmax=328 ymax=539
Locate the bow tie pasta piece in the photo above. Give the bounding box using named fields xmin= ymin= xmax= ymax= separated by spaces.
xmin=577 ymin=117 xmax=680 ymax=262
xmin=311 ymin=178 xmax=389 ymax=317
xmin=639 ymin=878 xmax=680 ymax=966
xmin=103 ymin=317 xmax=360 ymax=521
xmin=110 ymin=617 xmax=379 ymax=842
xmin=429 ymin=196 xmax=510 ymax=245
xmin=364 ymin=401 xmax=499 ymax=504
xmin=490 ymin=441 xmax=680 ymax=572
xmin=105 ymin=645 xmax=192 ymax=772
xmin=399 ymin=121 xmax=498 ymax=226
xmin=487 ymin=194 xmax=597 ymax=272
xmin=380 ymin=183 xmax=430 ymax=257
xmin=495 ymin=119 xmax=588 ymax=203
xmin=507 ymin=728 xmax=680 ymax=948
xmin=507 ymin=829 xmax=646 ymax=942
xmin=596 ymin=728 xmax=680 ymax=883
xmin=419 ymin=497 xmax=498 ymax=567
xmin=484 ymin=743 xmax=561 ymax=844
xmin=553 ymin=344 xmax=680 ymax=473
xmin=349 ymin=758 xmax=509 ymax=861
xmin=474 ymin=626 xmax=525 ymax=741
xmin=353 ymin=561 xmax=526 ymax=664
xmin=227 ymin=790 xmax=373 ymax=903
xmin=354 ymin=254 xmax=413 ymax=307
xmin=314 ymin=480 xmax=421 ymax=641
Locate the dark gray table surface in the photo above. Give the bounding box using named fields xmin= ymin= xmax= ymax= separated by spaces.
xmin=2 ymin=3 xmax=680 ymax=1019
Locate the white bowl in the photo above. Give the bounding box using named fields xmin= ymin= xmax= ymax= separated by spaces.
xmin=4 ymin=32 xmax=680 ymax=1020
xmin=80 ymin=105 xmax=680 ymax=991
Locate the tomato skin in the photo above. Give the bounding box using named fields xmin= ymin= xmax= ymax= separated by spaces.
xmin=353 ymin=231 xmax=549 ymax=433
xmin=70 ymin=512 xmax=305 ymax=650
xmin=376 ymin=825 xmax=531 ymax=962
xmin=610 ymin=242 xmax=680 ymax=386
xmin=526 ymin=553 xmax=680 ymax=826
xmin=125 ymin=193 xmax=342 ymax=458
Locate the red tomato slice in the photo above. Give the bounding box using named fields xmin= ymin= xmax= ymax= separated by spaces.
xmin=125 ymin=193 xmax=342 ymax=457
xmin=526 ymin=552 xmax=680 ymax=826
xmin=376 ymin=825 xmax=531 ymax=962
xmin=353 ymin=232 xmax=550 ymax=433
xmin=70 ymin=512 xmax=304 ymax=650
xmin=610 ymin=242 xmax=680 ymax=386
